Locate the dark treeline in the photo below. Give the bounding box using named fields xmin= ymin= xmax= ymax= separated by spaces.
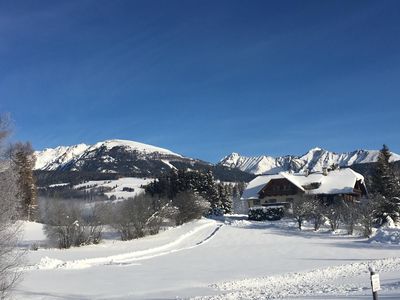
xmin=146 ymin=169 xmax=245 ymax=215
xmin=34 ymin=170 xmax=121 ymax=187
xmin=34 ymin=164 xmax=255 ymax=188
xmin=38 ymin=184 xmax=110 ymax=202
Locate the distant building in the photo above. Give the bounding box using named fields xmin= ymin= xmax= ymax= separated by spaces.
xmin=241 ymin=168 xmax=367 ymax=209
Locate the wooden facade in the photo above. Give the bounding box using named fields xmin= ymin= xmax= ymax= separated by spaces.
xmin=258 ymin=178 xmax=301 ymax=198
xmin=250 ymin=177 xmax=367 ymax=209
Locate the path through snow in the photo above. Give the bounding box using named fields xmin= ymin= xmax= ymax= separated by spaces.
xmin=28 ymin=221 xmax=222 ymax=270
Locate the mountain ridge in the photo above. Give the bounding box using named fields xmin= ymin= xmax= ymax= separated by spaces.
xmin=219 ymin=147 xmax=400 ymax=175
xmin=34 ymin=140 xmax=400 ymax=181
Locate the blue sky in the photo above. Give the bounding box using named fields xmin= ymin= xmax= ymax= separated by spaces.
xmin=1 ymin=0 xmax=399 ymax=162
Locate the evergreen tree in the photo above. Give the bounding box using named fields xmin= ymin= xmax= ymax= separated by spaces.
xmin=202 ymin=171 xmax=220 ymax=214
xmin=218 ymin=183 xmax=232 ymax=214
xmin=371 ymin=145 xmax=400 ymax=223
xmin=10 ymin=142 xmax=37 ymax=221
xmin=372 ymin=144 xmax=400 ymax=198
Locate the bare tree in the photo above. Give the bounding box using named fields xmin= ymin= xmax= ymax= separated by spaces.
xmin=340 ymin=201 xmax=361 ymax=235
xmin=359 ymin=198 xmax=380 ymax=237
xmin=172 ymin=192 xmax=210 ymax=225
xmin=291 ymin=196 xmax=312 ymax=230
xmin=43 ymin=199 xmax=106 ymax=249
xmin=307 ymin=196 xmax=325 ymax=231
xmin=0 ymin=114 xmax=22 ymax=297
xmin=110 ymin=191 xmax=208 ymax=241
xmin=111 ymin=195 xmax=159 ymax=240
xmin=322 ymin=200 xmax=344 ymax=232
xmin=81 ymin=203 xmax=107 ymax=245
xmin=0 ymin=114 xmax=11 ymax=143
xmin=43 ymin=200 xmax=81 ymax=248
xmin=145 ymin=201 xmax=178 ymax=235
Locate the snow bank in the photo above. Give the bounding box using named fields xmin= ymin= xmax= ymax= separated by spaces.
xmin=369 ymin=227 xmax=400 ymax=245
xmin=197 ymin=257 xmax=400 ymax=299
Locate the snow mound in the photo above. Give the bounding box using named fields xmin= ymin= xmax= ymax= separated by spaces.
xmin=36 ymin=257 xmax=65 ymax=270
xmin=227 ymin=219 xmax=253 ymax=227
xmin=369 ymin=227 xmax=400 ymax=245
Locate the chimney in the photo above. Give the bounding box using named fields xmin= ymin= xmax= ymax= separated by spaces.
xmin=322 ymin=167 xmax=328 ymax=176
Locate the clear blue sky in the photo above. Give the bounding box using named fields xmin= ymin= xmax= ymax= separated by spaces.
xmin=1 ymin=0 xmax=399 ymax=162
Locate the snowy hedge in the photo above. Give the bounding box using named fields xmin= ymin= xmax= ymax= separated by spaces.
xmin=248 ymin=206 xmax=284 ymax=221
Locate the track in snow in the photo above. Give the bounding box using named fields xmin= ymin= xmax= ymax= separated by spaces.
xmin=29 ymin=222 xmax=223 ymax=271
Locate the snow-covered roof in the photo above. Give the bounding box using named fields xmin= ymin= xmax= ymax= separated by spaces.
xmin=241 ymin=168 xmax=365 ymax=199
xmin=241 ymin=174 xmax=282 ymax=199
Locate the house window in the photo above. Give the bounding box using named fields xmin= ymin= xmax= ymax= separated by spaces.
xmin=253 ymin=199 xmax=260 ymax=205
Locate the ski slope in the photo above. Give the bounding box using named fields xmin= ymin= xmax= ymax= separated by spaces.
xmin=15 ymin=218 xmax=400 ymax=299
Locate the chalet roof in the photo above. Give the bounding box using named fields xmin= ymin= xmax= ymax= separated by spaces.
xmin=241 ymin=168 xmax=365 ymax=200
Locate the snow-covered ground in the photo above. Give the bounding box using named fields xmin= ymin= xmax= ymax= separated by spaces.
xmin=14 ymin=217 xmax=400 ymax=299
xmin=74 ymin=177 xmax=154 ymax=200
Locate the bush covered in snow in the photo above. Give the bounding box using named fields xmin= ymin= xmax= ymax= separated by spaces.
xmin=369 ymin=227 xmax=400 ymax=245
xmin=248 ymin=206 xmax=284 ymax=221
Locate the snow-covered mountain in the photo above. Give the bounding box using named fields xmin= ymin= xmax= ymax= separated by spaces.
xmin=35 ymin=139 xmax=186 ymax=173
xmin=219 ymin=147 xmax=400 ymax=175
xmin=34 ymin=139 xmax=254 ymax=182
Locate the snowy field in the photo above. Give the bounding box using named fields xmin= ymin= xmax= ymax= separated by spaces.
xmin=74 ymin=177 xmax=154 ymax=200
xmin=14 ymin=217 xmax=400 ymax=299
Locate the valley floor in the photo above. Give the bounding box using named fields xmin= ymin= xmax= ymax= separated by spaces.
xmin=14 ymin=217 xmax=400 ymax=299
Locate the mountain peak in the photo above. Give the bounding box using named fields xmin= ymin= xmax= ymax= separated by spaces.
xmin=89 ymin=139 xmax=181 ymax=156
xmin=308 ymin=147 xmax=324 ymax=152
xmin=34 ymin=139 xmax=182 ymax=171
